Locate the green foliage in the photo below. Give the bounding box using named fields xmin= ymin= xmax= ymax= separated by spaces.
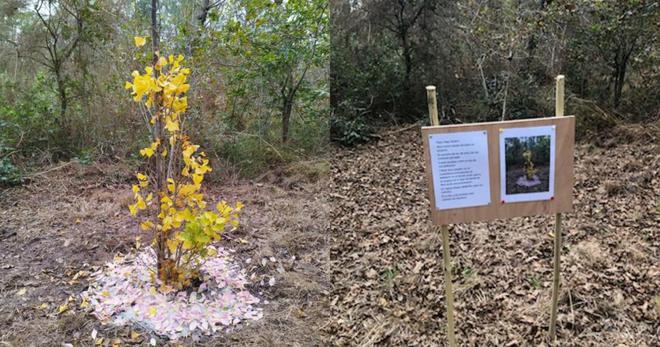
xmin=330 ymin=116 xmax=374 ymax=147
xmin=218 ymin=0 xmax=328 ymax=143
xmin=0 ymin=72 xmax=61 ymax=157
xmin=220 ymin=135 xmax=289 ymax=178
xmin=0 ymin=157 xmax=21 ymax=186
xmin=0 ymin=140 xmax=22 ymax=187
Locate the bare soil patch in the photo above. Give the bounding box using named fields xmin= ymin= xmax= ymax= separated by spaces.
xmin=0 ymin=162 xmax=329 ymax=346
xmin=325 ymin=126 xmax=659 ymax=346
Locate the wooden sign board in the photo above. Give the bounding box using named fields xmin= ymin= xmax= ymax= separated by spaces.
xmin=422 ymin=116 xmax=575 ymax=225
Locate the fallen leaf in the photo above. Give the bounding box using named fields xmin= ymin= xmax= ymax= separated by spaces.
xmin=58 ymin=303 xmax=69 ymax=314
xmin=130 ymin=331 xmax=142 ymax=341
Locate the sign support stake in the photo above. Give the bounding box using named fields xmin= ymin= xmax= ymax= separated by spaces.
xmin=426 ymin=86 xmax=456 ymax=347
xmin=549 ymin=75 xmax=565 ymax=342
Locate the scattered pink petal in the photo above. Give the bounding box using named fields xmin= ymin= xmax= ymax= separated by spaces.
xmin=82 ymin=246 xmax=263 ymax=340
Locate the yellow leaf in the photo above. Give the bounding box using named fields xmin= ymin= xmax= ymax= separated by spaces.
xmin=95 ymin=337 xmax=104 ymax=346
xmin=136 ymin=196 xmax=146 ymax=210
xmin=58 ymin=303 xmax=69 ymax=314
xmin=166 ymin=239 xmax=179 ymax=253
xmin=80 ymin=297 xmax=89 ymax=308
xmin=155 ymin=56 xmax=167 ymax=70
xmin=128 ymin=204 xmax=137 ymax=216
xmin=140 ymin=147 xmax=154 ymax=158
xmin=161 ymin=195 xmax=173 ymax=207
xmin=172 ymin=97 xmax=187 ymax=113
xmin=165 ymin=118 xmax=179 ymax=132
xmin=148 ymin=306 xmax=157 ymax=317
xmin=192 ymin=174 xmax=203 ymax=185
xmin=132 ymin=185 xmax=140 ymax=194
xmin=124 ymin=81 xmax=133 ymax=90
xmin=140 ymin=221 xmax=154 ymax=231
xmin=134 ymin=36 xmax=146 ymax=47
xmin=101 ymin=290 xmax=110 ymax=298
xmin=235 ymin=201 xmax=244 ymax=211
xmin=37 ymin=303 xmax=49 ymax=310
xmin=136 ymin=172 xmax=147 ymax=181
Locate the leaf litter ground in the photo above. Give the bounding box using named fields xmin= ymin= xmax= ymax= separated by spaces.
xmin=325 ymin=125 xmax=659 ymax=346
xmin=0 ymin=161 xmax=329 ymax=346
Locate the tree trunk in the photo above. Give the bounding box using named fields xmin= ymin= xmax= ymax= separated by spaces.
xmin=197 ymin=0 xmax=211 ymax=27
xmin=150 ymin=0 xmax=167 ymax=282
xmin=612 ymin=45 xmax=631 ymax=108
xmin=55 ymin=66 xmax=67 ymax=130
xmin=281 ymin=96 xmax=293 ymax=143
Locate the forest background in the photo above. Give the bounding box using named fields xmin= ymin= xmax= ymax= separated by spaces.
xmin=330 ymin=0 xmax=659 ymax=146
xmin=1 ymin=0 xmax=659 ymax=183
xmin=0 ymin=0 xmax=328 ymax=184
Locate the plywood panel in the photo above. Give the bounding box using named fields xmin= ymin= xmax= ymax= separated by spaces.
xmin=421 ymin=116 xmax=575 ymax=225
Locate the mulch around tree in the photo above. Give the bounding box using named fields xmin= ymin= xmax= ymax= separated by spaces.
xmin=325 ymin=126 xmax=659 ymax=346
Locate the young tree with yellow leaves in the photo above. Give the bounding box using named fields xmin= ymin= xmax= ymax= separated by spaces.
xmin=124 ymin=34 xmax=242 ymax=289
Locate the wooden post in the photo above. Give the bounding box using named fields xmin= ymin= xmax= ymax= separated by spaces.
xmin=426 ymin=86 xmax=456 ymax=347
xmin=426 ymin=86 xmax=440 ymax=126
xmin=549 ymin=75 xmax=565 ymax=342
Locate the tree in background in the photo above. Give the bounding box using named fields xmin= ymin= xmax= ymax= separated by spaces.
xmin=559 ymin=0 xmax=659 ymax=108
xmin=220 ymin=0 xmax=328 ymax=143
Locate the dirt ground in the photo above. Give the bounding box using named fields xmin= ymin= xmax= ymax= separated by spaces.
xmin=0 ymin=161 xmax=329 ymax=346
xmin=325 ymin=125 xmax=659 ymax=346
